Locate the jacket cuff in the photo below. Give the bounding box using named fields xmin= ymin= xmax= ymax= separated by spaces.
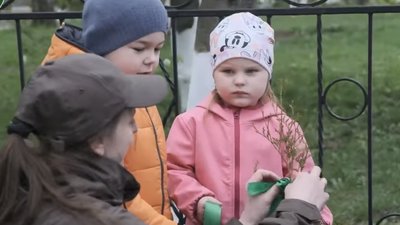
xmin=192 ymin=194 xmax=215 ymax=222
xmin=275 ymin=199 xmax=321 ymax=221
xmin=226 ymin=218 xmax=243 ymax=225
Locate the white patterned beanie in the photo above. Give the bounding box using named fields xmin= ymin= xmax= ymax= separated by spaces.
xmin=209 ymin=12 xmax=275 ymax=79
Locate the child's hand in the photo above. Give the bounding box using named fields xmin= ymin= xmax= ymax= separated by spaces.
xmin=284 ymin=166 xmax=329 ymax=210
xmin=196 ymin=196 xmax=221 ymax=223
xmin=239 ymin=169 xmax=281 ymax=225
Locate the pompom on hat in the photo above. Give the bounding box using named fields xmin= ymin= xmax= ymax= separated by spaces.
xmin=209 ymin=12 xmax=275 ymax=79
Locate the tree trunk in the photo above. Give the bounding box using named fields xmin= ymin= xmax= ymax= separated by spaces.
xmin=31 ymin=0 xmax=55 ymax=26
xmin=357 ymin=0 xmax=369 ymax=5
xmin=195 ymin=0 xmax=256 ymax=51
xmin=171 ymin=0 xmax=199 ymax=32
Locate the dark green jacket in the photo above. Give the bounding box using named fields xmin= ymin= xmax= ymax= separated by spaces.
xmin=228 ymin=199 xmax=322 ymax=225
xmin=4 ymin=156 xmax=145 ymax=225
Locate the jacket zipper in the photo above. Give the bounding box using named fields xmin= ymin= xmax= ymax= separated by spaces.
xmin=145 ymin=107 xmax=165 ymax=214
xmin=233 ymin=110 xmax=240 ymax=218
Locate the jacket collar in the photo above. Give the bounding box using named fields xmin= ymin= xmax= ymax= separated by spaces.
xmin=196 ymin=93 xmax=284 ymax=122
xmin=55 ymin=23 xmax=87 ymax=52
xmin=60 ymin=156 xmax=140 ymax=206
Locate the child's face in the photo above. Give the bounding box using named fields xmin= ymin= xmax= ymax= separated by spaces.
xmin=213 ymin=58 xmax=269 ymax=108
xmin=103 ymin=110 xmax=137 ymax=163
xmin=104 ymin=32 xmax=165 ymax=75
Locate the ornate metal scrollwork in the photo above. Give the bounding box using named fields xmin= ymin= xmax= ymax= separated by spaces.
xmin=0 ymin=0 xmax=85 ymax=10
xmin=282 ymin=0 xmax=327 ymax=7
xmin=165 ymin=0 xmax=194 ymax=9
xmin=0 ymin=0 xmax=15 ymax=10
xmin=322 ymin=78 xmax=368 ymax=121
xmin=376 ymin=213 xmax=400 ymax=225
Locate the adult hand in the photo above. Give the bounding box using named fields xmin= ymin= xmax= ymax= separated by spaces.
xmin=196 ymin=196 xmax=221 ymax=223
xmin=239 ymin=169 xmax=281 ymax=225
xmin=284 ymin=166 xmax=329 ymax=210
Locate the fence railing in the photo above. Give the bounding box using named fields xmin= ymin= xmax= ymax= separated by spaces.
xmin=1 ymin=1 xmax=400 ymax=224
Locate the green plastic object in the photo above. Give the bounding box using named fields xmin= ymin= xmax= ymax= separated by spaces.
xmin=247 ymin=177 xmax=291 ymax=215
xmin=202 ymin=177 xmax=291 ymax=225
xmin=203 ymin=201 xmax=222 ymax=225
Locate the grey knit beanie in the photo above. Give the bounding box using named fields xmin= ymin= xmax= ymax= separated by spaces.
xmin=83 ymin=0 xmax=169 ymax=56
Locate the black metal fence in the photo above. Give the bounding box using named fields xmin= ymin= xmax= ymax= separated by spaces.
xmin=1 ymin=1 xmax=400 ymax=224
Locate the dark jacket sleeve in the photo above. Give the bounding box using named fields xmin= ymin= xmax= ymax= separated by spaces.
xmin=35 ymin=197 xmax=149 ymax=225
xmin=226 ymin=199 xmax=322 ymax=225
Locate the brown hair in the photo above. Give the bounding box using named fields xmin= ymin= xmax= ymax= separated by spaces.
xmin=0 ymin=110 xmax=129 ymax=225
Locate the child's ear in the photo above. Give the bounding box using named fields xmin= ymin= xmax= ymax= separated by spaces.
xmin=89 ymin=136 xmax=105 ymax=156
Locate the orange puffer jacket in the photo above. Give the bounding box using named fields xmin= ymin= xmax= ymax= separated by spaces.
xmin=41 ymin=24 xmax=174 ymax=225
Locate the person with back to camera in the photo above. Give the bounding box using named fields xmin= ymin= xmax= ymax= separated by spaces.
xmin=166 ymin=12 xmax=333 ymax=225
xmin=41 ymin=0 xmax=177 ymax=224
xmin=0 ymin=54 xmax=169 ymax=225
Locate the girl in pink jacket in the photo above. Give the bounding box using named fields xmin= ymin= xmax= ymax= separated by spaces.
xmin=167 ymin=12 xmax=333 ymax=225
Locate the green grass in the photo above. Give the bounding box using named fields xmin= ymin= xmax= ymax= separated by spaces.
xmin=1 ymin=13 xmax=400 ymax=225
xmin=270 ymin=13 xmax=400 ymax=225
xmin=0 ymin=23 xmax=57 ymax=146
